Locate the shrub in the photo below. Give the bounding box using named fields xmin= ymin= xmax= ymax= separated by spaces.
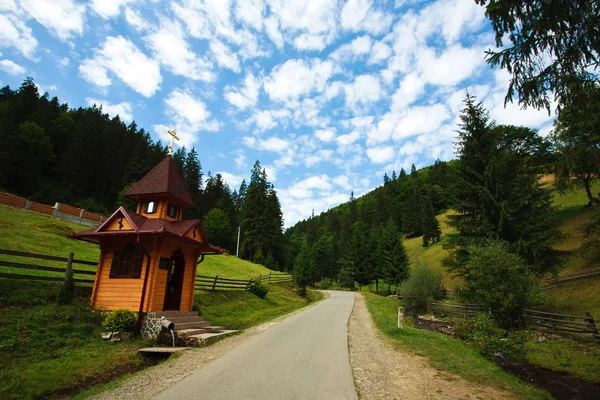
xmin=337 ymin=268 xmax=355 ymax=290
xmin=453 ymin=314 xmax=526 ymax=361
xmin=57 ymin=272 xmax=74 ymax=305
xmin=463 ymin=241 xmax=535 ymax=329
xmin=400 ymin=263 xmax=444 ymax=314
xmin=319 ymin=278 xmax=331 ymax=289
xmin=102 ymin=309 xmax=137 ymax=332
xmin=248 ymin=281 xmax=268 ymax=299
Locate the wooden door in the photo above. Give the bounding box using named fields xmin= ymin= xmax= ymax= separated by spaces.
xmin=163 ymin=253 xmax=185 ymax=310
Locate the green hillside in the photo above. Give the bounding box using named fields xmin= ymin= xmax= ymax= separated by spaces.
xmin=407 ymin=181 xmax=600 ymax=318
xmin=0 ymin=204 xmax=277 ymax=281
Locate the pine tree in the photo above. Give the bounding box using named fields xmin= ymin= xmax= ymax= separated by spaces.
xmin=399 ymin=168 xmax=407 ymax=179
xmin=383 ymin=172 xmax=390 ymax=185
xmin=422 ymin=199 xmax=441 ymax=247
xmin=350 ymin=221 xmax=374 ymax=289
xmin=294 ymin=237 xmax=315 ymax=295
xmin=410 ymin=163 xmax=418 ymax=179
xmin=391 ymin=170 xmax=397 ymax=181
xmin=446 ymin=93 xmax=562 ymax=276
xmin=402 ymin=189 xmax=424 ymax=237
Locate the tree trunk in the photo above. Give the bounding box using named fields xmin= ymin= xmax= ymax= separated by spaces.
xmin=375 ymin=278 xmax=379 ymax=294
xmin=583 ymin=178 xmax=600 ymax=207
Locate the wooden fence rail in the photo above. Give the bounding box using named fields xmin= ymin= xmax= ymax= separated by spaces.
xmin=540 ymin=268 xmax=600 ymax=289
xmin=431 ymin=301 xmax=484 ymax=320
xmin=0 ymin=249 xmax=97 ymax=285
xmin=195 ymin=272 xmax=293 ymax=291
xmin=257 ymin=272 xmax=293 ymax=284
xmin=523 ymin=309 xmax=600 ymax=342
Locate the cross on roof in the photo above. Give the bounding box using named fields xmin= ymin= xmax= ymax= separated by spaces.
xmin=167 ymin=129 xmax=180 ymax=156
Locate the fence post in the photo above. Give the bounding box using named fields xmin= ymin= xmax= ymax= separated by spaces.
xmin=586 ymin=312 xmax=600 ymax=342
xmin=465 ymin=301 xmax=468 ymax=320
xmin=398 ymin=307 xmax=404 ymax=329
xmin=246 ymin=279 xmax=253 ymax=290
xmin=212 ymin=275 xmax=218 ymax=290
xmin=65 ymin=252 xmax=74 ymax=280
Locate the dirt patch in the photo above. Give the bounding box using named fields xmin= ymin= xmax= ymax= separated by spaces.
xmin=348 ymin=293 xmax=515 ymax=400
xmin=413 ymin=318 xmax=455 ymax=335
xmin=495 ymin=357 xmax=600 ymax=400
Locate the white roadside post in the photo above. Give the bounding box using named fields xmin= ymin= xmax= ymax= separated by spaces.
xmin=398 ymin=307 xmax=404 ymax=329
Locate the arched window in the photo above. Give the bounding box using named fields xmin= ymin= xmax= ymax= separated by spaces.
xmin=110 ymin=243 xmax=145 ymax=278
xmin=145 ymin=201 xmax=157 ymax=214
xmin=167 ymin=204 xmax=177 ymax=218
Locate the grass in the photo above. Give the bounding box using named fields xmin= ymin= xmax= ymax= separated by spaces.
xmin=0 ymin=280 xmax=149 ymax=400
xmin=362 ymin=293 xmax=551 ymax=399
xmin=525 ymin=339 xmax=600 ymax=383
xmin=195 ymin=283 xmax=322 ymax=329
xmin=198 ymin=253 xmax=282 ymax=280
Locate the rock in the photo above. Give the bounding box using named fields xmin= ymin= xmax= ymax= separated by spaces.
xmin=111 ymin=332 xmax=122 ymax=342
xmin=101 ymin=332 xmax=113 ymax=340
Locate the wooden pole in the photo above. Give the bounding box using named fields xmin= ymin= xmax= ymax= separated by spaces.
xmin=398 ymin=307 xmax=404 ymax=329
xmin=212 ymin=275 xmax=218 ymax=290
xmin=65 ymin=252 xmax=74 ymax=280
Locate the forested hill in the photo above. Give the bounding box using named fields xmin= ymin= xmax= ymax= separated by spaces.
xmin=0 ymin=78 xmax=286 ymax=269
xmin=284 ymin=160 xmax=456 ymax=285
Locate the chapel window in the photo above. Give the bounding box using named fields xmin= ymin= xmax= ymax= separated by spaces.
xmin=109 ymin=243 xmax=144 ymax=278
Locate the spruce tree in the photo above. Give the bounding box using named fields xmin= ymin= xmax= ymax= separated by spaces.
xmin=391 ymin=170 xmax=397 ymax=181
xmin=383 ymin=172 xmax=390 ymax=185
xmin=399 ymin=168 xmax=407 ymax=179
xmin=410 ymin=164 xmax=418 ymax=179
xmin=422 ymin=199 xmax=441 ymax=247
xmin=446 ymin=93 xmax=562 ymax=276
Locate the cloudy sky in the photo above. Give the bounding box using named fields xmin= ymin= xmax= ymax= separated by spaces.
xmin=0 ymin=0 xmax=556 ymax=226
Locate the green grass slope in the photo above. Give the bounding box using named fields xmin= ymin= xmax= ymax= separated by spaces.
xmin=404 ymin=181 xmax=600 ymax=318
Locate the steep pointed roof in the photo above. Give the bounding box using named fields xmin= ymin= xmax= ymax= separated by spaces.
xmin=125 ymin=156 xmax=195 ymax=208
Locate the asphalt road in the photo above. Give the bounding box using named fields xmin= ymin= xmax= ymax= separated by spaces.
xmin=153 ymin=290 xmax=358 ymax=400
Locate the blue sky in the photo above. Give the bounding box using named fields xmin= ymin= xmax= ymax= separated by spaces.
xmin=0 ymin=0 xmax=556 ymax=226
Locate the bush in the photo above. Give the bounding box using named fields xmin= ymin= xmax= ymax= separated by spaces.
xmin=57 ymin=272 xmax=74 ymax=305
xmin=453 ymin=314 xmax=526 ymax=361
xmin=337 ymin=268 xmax=355 ymax=290
xmin=463 ymin=241 xmax=535 ymax=329
xmin=400 ymin=263 xmax=444 ymax=314
xmin=102 ymin=309 xmax=137 ymax=332
xmin=319 ymin=278 xmax=331 ymax=289
xmin=248 ymin=281 xmax=268 ymax=299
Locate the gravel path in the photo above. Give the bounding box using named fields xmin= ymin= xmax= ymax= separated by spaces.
xmin=348 ymin=293 xmax=516 ymax=400
xmin=89 ymin=298 xmax=327 ymax=400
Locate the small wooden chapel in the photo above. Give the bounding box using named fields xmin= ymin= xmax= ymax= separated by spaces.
xmin=70 ymin=130 xmax=222 ymax=314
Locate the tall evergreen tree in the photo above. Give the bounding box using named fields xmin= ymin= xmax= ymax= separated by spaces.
xmin=422 ymin=198 xmax=441 ymax=247
xmin=410 ymin=164 xmax=418 ymax=179
xmin=399 ymin=168 xmax=407 ymax=179
xmin=391 ymin=170 xmax=397 ymax=181
xmin=445 ymin=93 xmax=562 ymax=276
xmin=383 ymin=172 xmax=390 ymax=185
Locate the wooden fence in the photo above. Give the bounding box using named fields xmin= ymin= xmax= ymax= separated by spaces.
xmin=431 ymin=301 xmax=484 ymax=320
xmin=540 ymin=268 xmax=600 ymax=289
xmin=0 ymin=249 xmax=97 ymax=286
xmin=195 ymin=272 xmax=293 ymax=291
xmin=524 ymin=309 xmax=600 ymax=342
xmin=431 ymin=300 xmax=600 ymax=342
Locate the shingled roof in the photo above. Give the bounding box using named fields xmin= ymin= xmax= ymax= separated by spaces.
xmin=125 ymin=156 xmax=195 ymax=208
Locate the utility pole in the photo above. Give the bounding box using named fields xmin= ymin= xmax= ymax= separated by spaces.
xmin=236 ymin=226 xmax=241 ymax=257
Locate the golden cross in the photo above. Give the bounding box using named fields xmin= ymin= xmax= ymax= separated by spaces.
xmin=167 ymin=129 xmax=180 ymax=156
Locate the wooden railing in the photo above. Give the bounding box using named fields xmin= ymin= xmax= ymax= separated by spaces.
xmin=540 ymin=268 xmax=600 ymax=289
xmin=0 ymin=249 xmax=97 ymax=285
xmin=431 ymin=301 xmax=484 ymax=320
xmin=195 ymin=272 xmax=293 ymax=291
xmin=524 ymin=309 xmax=600 ymax=342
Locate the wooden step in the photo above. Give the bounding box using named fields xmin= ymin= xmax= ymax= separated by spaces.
xmin=166 ymin=316 xmax=205 ymax=324
xmin=205 ymin=326 xmax=225 ymax=333
xmin=176 ymin=328 xmax=210 ymax=336
xmin=173 ymin=321 xmax=211 ymax=330
xmin=155 ymin=311 xmax=199 ymax=318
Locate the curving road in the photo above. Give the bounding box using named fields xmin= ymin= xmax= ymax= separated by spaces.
xmin=153 ymin=291 xmax=358 ymax=400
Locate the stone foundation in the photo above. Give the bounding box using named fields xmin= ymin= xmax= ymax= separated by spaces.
xmin=140 ymin=313 xmax=164 ymax=341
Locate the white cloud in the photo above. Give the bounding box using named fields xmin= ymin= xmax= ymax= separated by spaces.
xmin=21 ymin=0 xmax=85 ymax=40
xmin=243 ymin=136 xmax=289 ymax=152
xmin=340 ymin=0 xmax=393 ymax=35
xmin=124 ymin=7 xmax=148 ymax=31
xmin=0 ymin=14 xmax=38 ymax=58
xmin=90 ymin=0 xmax=135 ymax=19
xmin=417 ymin=45 xmax=485 ymax=86
xmin=366 ymin=145 xmax=395 ymax=164
xmin=165 ymin=89 xmax=214 ymax=128
xmin=369 ymin=40 xmax=391 ymax=65
xmin=264 ymin=15 xmax=284 ymax=49
xmin=315 ymin=128 xmax=336 ymax=142
xmin=86 ymin=97 xmax=133 ymax=122
xmin=210 ymin=40 xmax=241 ymax=73
xmin=264 ymin=58 xmax=334 ymax=103
xmin=0 ymin=59 xmax=25 ymax=75
xmin=235 ymin=0 xmax=264 ymax=31
xmin=145 ymin=22 xmax=214 ymax=81
xmin=344 ymin=74 xmax=382 ymax=109
xmin=220 ymin=171 xmax=245 ymax=187
xmin=224 ymin=72 xmax=261 ymax=110
xmin=329 ymin=35 xmax=372 ymax=62
xmin=394 ymin=104 xmax=451 ymax=140
xmin=293 ymin=34 xmax=327 ymax=51
xmin=246 ymin=109 xmax=291 ymax=133
xmin=80 ymin=36 xmax=161 ymax=97
xmin=333 ymin=175 xmax=352 ymax=190
xmin=337 ymin=130 xmax=360 ymax=146
xmin=267 ymin=0 xmax=337 ymax=36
